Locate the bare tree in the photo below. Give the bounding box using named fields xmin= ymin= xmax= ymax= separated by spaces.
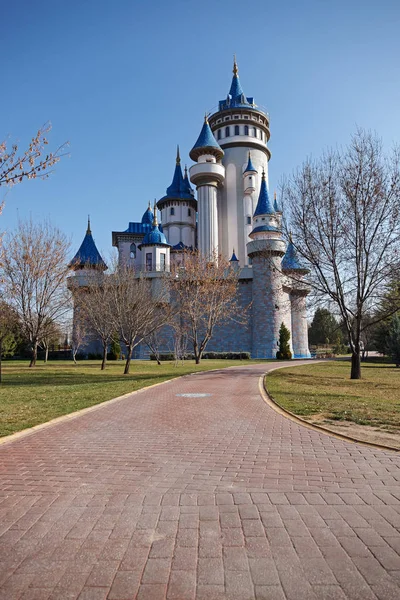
xmin=109 ymin=264 xmax=172 ymax=374
xmin=0 ymin=123 xmax=67 ymax=189
xmin=171 ymin=251 xmax=245 ymax=364
xmin=70 ymin=311 xmax=88 ymax=364
xmin=0 ymin=301 xmax=19 ymax=383
xmin=39 ymin=319 xmax=63 ymax=363
xmin=73 ymin=271 xmax=114 ymax=370
xmin=0 ymin=219 xmax=71 ymax=367
xmin=282 ymin=129 xmax=400 ymax=378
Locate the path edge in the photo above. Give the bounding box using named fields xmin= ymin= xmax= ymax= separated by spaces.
xmin=260 ymin=365 xmax=400 ymax=453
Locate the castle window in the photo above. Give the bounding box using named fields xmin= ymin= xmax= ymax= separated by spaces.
xmin=244 ymin=125 xmax=249 ymax=135
xmin=130 ymin=243 xmax=136 ymax=259
xmin=244 ymin=115 xmax=249 ymax=119
xmin=225 ymin=116 xmax=230 ymax=121
xmin=170 ymin=207 xmax=175 ymax=216
xmin=234 ymin=125 xmax=239 ymax=135
xmin=247 ymin=216 xmax=251 ymax=225
xmin=225 ymin=126 xmax=230 ymax=137
xmin=188 ymin=208 xmax=191 ymax=217
xmin=234 ymin=115 xmax=239 ymax=119
xmin=160 ymin=253 xmax=166 ymax=271
xmin=217 ymin=130 xmax=221 ymax=140
xmin=248 ymin=257 xmax=252 ymax=265
xmin=146 ymin=253 xmax=152 ymax=271
xmin=252 ymin=127 xmax=257 ymax=137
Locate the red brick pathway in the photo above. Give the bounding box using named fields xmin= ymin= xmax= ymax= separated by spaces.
xmin=0 ymin=362 xmax=399 ymax=600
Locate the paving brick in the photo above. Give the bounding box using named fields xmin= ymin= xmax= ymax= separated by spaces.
xmin=0 ymin=362 xmax=399 ymax=600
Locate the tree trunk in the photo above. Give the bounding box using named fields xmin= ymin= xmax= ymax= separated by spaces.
xmin=73 ymin=349 xmax=77 ymax=365
xmin=44 ymin=345 xmax=49 ymax=363
xmin=350 ymin=351 xmax=361 ymax=379
xmin=101 ymin=344 xmax=107 ymax=370
xmin=124 ymin=346 xmax=133 ymax=374
xmin=0 ymin=339 xmax=2 ymax=384
xmin=29 ymin=343 xmax=38 ymax=367
xmin=156 ymin=358 xmax=161 ymax=366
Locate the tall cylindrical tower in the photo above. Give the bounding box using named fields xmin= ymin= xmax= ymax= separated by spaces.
xmin=247 ymin=172 xmax=286 ymax=358
xmin=208 ymin=58 xmax=271 ymax=265
xmin=282 ymin=240 xmax=311 ymax=358
xmin=189 ymin=116 xmax=225 ymax=261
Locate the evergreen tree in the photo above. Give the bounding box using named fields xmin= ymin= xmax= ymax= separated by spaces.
xmin=309 ymin=308 xmax=340 ymax=346
xmin=387 ymin=315 xmax=400 ymax=367
xmin=109 ymin=336 xmax=121 ymax=360
xmin=276 ymin=322 xmax=292 ymax=360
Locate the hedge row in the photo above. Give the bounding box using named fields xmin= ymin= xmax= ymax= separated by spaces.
xmin=150 ymin=352 xmax=250 ymax=361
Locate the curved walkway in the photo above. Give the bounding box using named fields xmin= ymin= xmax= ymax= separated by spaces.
xmin=0 ymin=362 xmax=399 ymax=600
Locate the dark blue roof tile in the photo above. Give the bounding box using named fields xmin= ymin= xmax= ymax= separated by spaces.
xmin=189 ymin=117 xmax=224 ymax=161
xmin=282 ymin=241 xmax=309 ymax=272
xmin=253 ymin=172 xmax=275 ymax=216
xmin=69 ymin=220 xmax=107 ymax=271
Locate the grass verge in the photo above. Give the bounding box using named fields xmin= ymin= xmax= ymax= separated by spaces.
xmin=266 ymin=361 xmax=400 ymax=432
xmin=0 ymin=359 xmax=262 ymax=437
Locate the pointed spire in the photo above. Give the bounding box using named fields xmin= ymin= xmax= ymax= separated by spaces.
xmin=176 ymin=145 xmax=181 ymax=165
xmin=153 ymin=200 xmax=158 ymax=227
xmin=190 ymin=117 xmax=224 ymax=161
xmin=282 ymin=238 xmax=309 ymax=273
xmin=273 ymin=190 xmax=282 ymax=213
xmin=184 ymin=165 xmax=188 ymax=179
xmin=244 ymin=151 xmax=257 ymax=174
xmin=253 ymin=170 xmax=275 ymax=217
xmin=233 ymin=54 xmax=238 ymax=76
xmin=141 ymin=201 xmax=154 ymax=225
xmin=229 ymin=248 xmax=239 ymax=262
xmin=68 ymin=219 xmax=107 ymax=271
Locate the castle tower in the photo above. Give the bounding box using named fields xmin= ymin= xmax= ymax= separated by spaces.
xmin=157 ymin=147 xmax=197 ymax=249
xmin=189 ymin=116 xmax=225 ymax=261
xmin=207 ymin=58 xmax=271 ymax=265
xmin=138 ymin=202 xmax=171 ymax=273
xmin=243 ymin=153 xmax=257 ymax=266
xmin=247 ymin=172 xmax=286 ymax=358
xmin=68 ymin=218 xmax=107 ymax=283
xmin=282 ymin=239 xmax=311 ymax=358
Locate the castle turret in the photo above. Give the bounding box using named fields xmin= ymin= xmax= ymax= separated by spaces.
xmin=282 ymin=239 xmax=311 ymax=358
xmin=68 ymin=218 xmax=107 ymax=277
xmin=247 ymin=173 xmax=287 ymax=358
xmin=138 ymin=202 xmax=171 ymax=273
xmin=189 ymin=115 xmax=225 ymax=261
xmin=157 ymin=147 xmax=197 ymax=249
xmin=207 ymin=58 xmax=271 ymax=265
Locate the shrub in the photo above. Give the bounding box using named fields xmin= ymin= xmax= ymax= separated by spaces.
xmin=276 ymin=322 xmax=292 ymax=360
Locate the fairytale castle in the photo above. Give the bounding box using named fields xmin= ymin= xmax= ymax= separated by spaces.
xmin=68 ymin=59 xmax=311 ymax=359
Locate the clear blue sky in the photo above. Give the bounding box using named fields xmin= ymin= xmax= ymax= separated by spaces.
xmin=1 ymin=0 xmax=399 ymax=259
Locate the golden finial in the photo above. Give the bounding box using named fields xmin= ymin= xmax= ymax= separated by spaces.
xmin=184 ymin=164 xmax=188 ymax=177
xmin=148 ymin=200 xmax=151 ymax=209
xmin=176 ymin=145 xmax=181 ymax=165
xmin=262 ymin=167 xmax=265 ymax=178
xmin=153 ymin=200 xmax=158 ymax=227
xmin=274 ymin=190 xmax=277 ymax=200
xmin=233 ymin=54 xmax=238 ymax=76
xmin=86 ymin=215 xmax=91 ymax=235
xmin=204 ymin=111 xmax=209 ymax=123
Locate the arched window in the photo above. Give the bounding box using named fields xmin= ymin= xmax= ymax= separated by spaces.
xmin=225 ymin=126 xmax=230 ymax=137
xmin=244 ymin=125 xmax=249 ymax=135
xmin=247 ymin=216 xmax=251 ymax=225
xmin=252 ymin=127 xmax=257 ymax=137
xmin=170 ymin=207 xmax=175 ymax=216
xmin=188 ymin=208 xmax=191 ymax=217
xmin=217 ymin=129 xmax=221 ymax=140
xmin=130 ymin=243 xmax=136 ymax=259
xmin=234 ymin=125 xmax=239 ymax=135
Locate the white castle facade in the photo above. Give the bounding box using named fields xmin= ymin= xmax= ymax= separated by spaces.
xmin=68 ymin=60 xmax=311 ymax=359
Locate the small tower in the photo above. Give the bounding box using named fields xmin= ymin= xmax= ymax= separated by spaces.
xmin=157 ymin=147 xmax=197 ymax=248
xmin=229 ymin=248 xmax=240 ymax=272
xmin=282 ymin=238 xmax=311 ymax=358
xmin=68 ymin=217 xmax=107 ymax=279
xmin=247 ymin=172 xmax=286 ymax=358
xmin=189 ymin=115 xmax=225 ymax=262
xmin=138 ymin=202 xmax=171 ymax=273
xmin=243 ymin=152 xmax=257 ymax=265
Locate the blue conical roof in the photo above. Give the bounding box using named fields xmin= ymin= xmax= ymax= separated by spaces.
xmin=189 ymin=117 xmax=224 ymax=161
xmin=253 ymin=172 xmax=275 ymax=216
xmin=282 ymin=240 xmax=309 ymax=272
xmin=159 ymin=148 xmax=195 ymax=204
xmin=229 ymin=249 xmax=239 ymax=262
xmin=141 ymin=202 xmax=154 ymax=225
xmin=141 ymin=224 xmax=169 ymax=246
xmin=273 ymin=191 xmax=282 ymax=213
xmin=69 ymin=219 xmax=107 ymax=271
xmin=183 ymin=165 xmax=194 ymax=194
xmin=218 ymin=58 xmax=255 ymax=111
xmin=244 ymin=152 xmax=257 ymax=174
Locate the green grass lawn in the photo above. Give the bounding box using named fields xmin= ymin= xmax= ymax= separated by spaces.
xmin=0 ymin=359 xmax=261 ymax=437
xmin=266 ymin=361 xmax=400 ymax=431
